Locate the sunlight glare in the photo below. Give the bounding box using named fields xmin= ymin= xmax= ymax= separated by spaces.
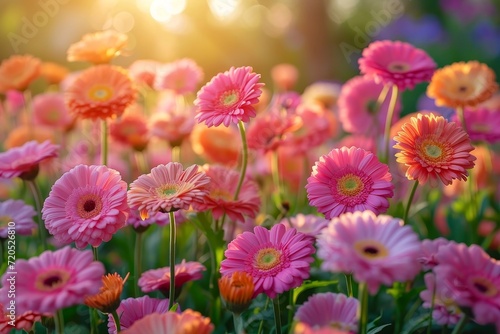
xmin=208 ymin=0 xmax=240 ymax=20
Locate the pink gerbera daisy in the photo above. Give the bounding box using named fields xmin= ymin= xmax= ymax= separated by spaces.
xmin=393 ymin=113 xmax=476 ymax=186
xmin=0 ymin=304 xmax=45 ymax=334
xmin=420 ymin=273 xmax=462 ymax=326
xmin=317 ymin=210 xmax=421 ymax=294
xmin=194 ymin=66 xmax=264 ymax=127
xmin=306 ymin=146 xmax=394 ymax=219
xmin=42 ymin=164 xmax=129 ymax=248
xmin=417 ymin=237 xmax=452 ymax=271
xmin=294 ymin=293 xmax=359 ymax=333
xmin=138 ymin=260 xmax=206 ymax=297
xmin=358 ymin=40 xmax=436 ymax=90
xmin=32 ymin=92 xmax=73 ymax=129
xmin=0 ymin=140 xmax=59 ymax=180
xmin=128 ymin=59 xmax=160 ymax=87
xmin=154 ymin=58 xmax=204 ymax=95
xmin=280 ymin=214 xmax=329 ymax=240
xmin=433 ymin=243 xmax=500 ymax=327
xmin=107 ymin=296 xmax=170 ymax=334
xmin=120 ymin=310 xmax=214 ymax=334
xmin=0 ymin=200 xmax=37 ymax=238
xmin=451 ymin=107 xmax=500 ymax=143
xmin=127 ymin=162 xmax=211 ymax=218
xmin=0 ymin=247 xmax=104 ymax=314
xmin=149 ymin=106 xmax=195 ymax=147
xmin=196 ymin=164 xmax=260 ymax=223
xmin=220 ymin=223 xmax=315 ymax=298
xmin=247 ymin=112 xmax=301 ymax=152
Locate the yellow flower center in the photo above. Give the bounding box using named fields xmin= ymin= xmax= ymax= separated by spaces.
xmin=158 ymin=184 xmax=178 ymax=197
xmin=220 ymin=90 xmax=239 ymax=107
xmin=77 ymin=194 xmax=103 ymax=219
xmin=35 ymin=269 xmax=71 ymax=291
xmin=337 ymin=174 xmax=364 ymax=197
xmin=354 ymin=240 xmax=389 ymax=260
xmin=425 ymin=144 xmax=442 ymax=158
xmin=418 ymin=138 xmax=448 ymax=163
xmin=254 ymin=247 xmax=281 ymax=271
xmin=88 ymin=85 xmax=114 ymax=102
xmin=471 ymin=277 xmax=498 ymax=297
xmin=388 ymin=61 xmax=411 ymax=73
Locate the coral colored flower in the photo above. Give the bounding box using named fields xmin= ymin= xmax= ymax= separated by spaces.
xmin=109 ymin=105 xmax=149 ymax=151
xmin=154 ymin=58 xmax=204 ymax=95
xmin=4 ymin=125 xmax=55 ymax=150
xmin=302 ymin=81 xmax=342 ymax=109
xmin=337 ymin=76 xmax=400 ymax=136
xmin=128 ymin=59 xmax=159 ymax=87
xmin=294 ymin=293 xmax=359 ymax=333
xmin=0 ymin=200 xmax=36 ymax=238
xmin=220 ymin=223 xmax=315 ymax=298
xmin=271 ymin=63 xmax=299 ymax=91
xmin=40 ymin=61 xmax=69 ymax=85
xmin=149 ymin=107 xmax=195 ymax=147
xmin=32 ymin=92 xmax=73 ymax=129
xmin=0 ymin=247 xmax=104 ymax=314
xmin=107 ymin=296 xmax=170 ymax=333
xmin=280 ymin=214 xmax=329 ymax=240
xmin=121 ymin=310 xmax=214 ymax=334
xmin=0 ymin=304 xmax=45 ymax=334
xmin=218 ymin=271 xmax=254 ymax=314
xmin=191 ymin=125 xmax=240 ymax=165
xmin=393 ymin=113 xmax=476 ymax=186
xmin=293 ymin=322 xmax=351 ymax=334
xmin=128 ymin=162 xmax=211 ymax=218
xmin=317 ymin=210 xmax=421 ymax=294
xmin=433 ymin=243 xmax=500 ymax=327
xmin=0 ymin=55 xmax=41 ymax=92
xmin=418 ymin=238 xmax=452 ymax=271
xmin=195 ymin=66 xmax=264 ymax=127
xmin=247 ymin=112 xmax=301 ymax=152
xmin=420 ymin=273 xmax=462 ymax=326
xmin=358 ymin=40 xmax=436 ymax=90
xmin=65 ymin=64 xmax=136 ymax=120
xmin=84 ymin=272 xmax=129 ymax=313
xmin=67 ymin=30 xmax=128 ymax=64
xmin=0 ymin=140 xmax=59 ymax=180
xmin=427 ymin=61 xmax=498 ymax=108
xmin=451 ymin=107 xmax=500 ymax=143
xmin=306 ymin=146 xmax=394 ymax=219
xmin=138 ymin=260 xmax=206 ymax=296
xmin=197 ymin=164 xmax=260 ymax=223
xmin=42 ymin=164 xmax=129 ymax=248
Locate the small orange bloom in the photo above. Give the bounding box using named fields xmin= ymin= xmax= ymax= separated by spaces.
xmin=0 ymin=55 xmax=41 ymax=92
xmin=40 ymin=62 xmax=69 ymax=85
xmin=427 ymin=61 xmax=498 ymax=108
xmin=191 ymin=124 xmax=240 ymax=166
xmin=4 ymin=125 xmax=55 ymax=149
xmin=218 ymin=272 xmax=254 ymax=314
xmin=271 ymin=63 xmax=299 ymax=91
xmin=67 ymin=30 xmax=128 ymax=64
xmin=84 ymin=272 xmax=129 ymax=313
xmin=65 ymin=64 xmax=136 ymax=120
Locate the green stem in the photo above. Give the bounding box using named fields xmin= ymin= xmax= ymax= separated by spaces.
xmin=257 ymin=298 xmax=270 ymax=334
xmin=92 ymin=246 xmax=99 ymax=261
xmin=90 ymin=307 xmax=99 ymax=334
xmin=168 ymin=211 xmax=177 ymax=309
xmin=456 ymin=106 xmax=466 ymax=132
xmin=403 ymin=181 xmax=419 ymax=224
xmin=134 ymin=232 xmax=143 ymax=297
xmin=234 ymin=120 xmax=248 ymax=201
xmin=271 ymin=150 xmax=283 ymax=206
xmin=427 ymin=275 xmax=437 ymax=334
xmin=26 ymin=180 xmax=47 ymax=251
xmin=101 ymin=119 xmax=108 ymax=166
xmin=112 ymin=309 xmax=122 ymax=333
xmin=54 ymin=309 xmax=64 ymax=334
xmin=171 ymin=145 xmax=181 ymax=163
xmin=382 ymin=84 xmax=399 ymax=164
xmin=272 ymin=296 xmax=282 ymax=334
xmin=233 ymin=312 xmax=244 ymax=334
xmin=451 ymin=314 xmax=468 ymax=334
xmin=358 ymin=282 xmax=369 ymax=334
xmin=345 ymin=274 xmax=353 ymax=297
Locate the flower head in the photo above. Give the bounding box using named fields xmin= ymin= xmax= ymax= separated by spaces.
xmin=32 ymin=92 xmax=74 ymax=130
xmin=418 ymin=238 xmax=452 ymax=271
xmin=451 ymin=107 xmax=500 ymax=143
xmin=121 ymin=310 xmax=214 ymax=334
xmin=358 ymin=40 xmax=436 ymax=90
xmin=247 ymin=112 xmax=301 ymax=152
xmin=84 ymin=272 xmax=129 ymax=313
xmin=306 ymin=146 xmax=394 ymax=219
xmin=427 ymin=61 xmax=498 ymax=108
xmin=301 ymin=81 xmax=342 ymax=109
xmin=42 ymin=164 xmax=129 ymax=248
xmin=195 ymin=66 xmax=264 ymax=127
xmin=109 ymin=105 xmax=149 ymax=151
xmin=154 ymin=58 xmax=204 ymax=95
xmin=0 ymin=55 xmax=41 ymax=92
xmin=0 ymin=304 xmax=45 ymax=334
xmin=393 ymin=113 xmax=476 ymax=185
xmin=40 ymin=61 xmax=69 ymax=85
xmin=420 ymin=273 xmax=462 ymax=326
xmin=220 ymin=223 xmax=315 ymax=298
xmin=67 ymin=30 xmax=128 ymax=64
xmin=271 ymin=63 xmax=299 ymax=91
xmin=191 ymin=125 xmax=240 ymax=165
xmin=0 ymin=200 xmax=36 ymax=238
xmin=0 ymin=247 xmax=104 ymax=314
xmin=280 ymin=214 xmax=329 ymax=240
xmin=128 ymin=59 xmax=159 ymax=87
xmin=65 ymin=64 xmax=136 ymax=120
xmin=218 ymin=271 xmax=255 ymax=314
xmin=317 ymin=210 xmax=421 ymax=294
xmin=149 ymin=104 xmax=195 ymax=147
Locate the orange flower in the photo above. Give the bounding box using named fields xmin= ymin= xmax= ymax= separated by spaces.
xmin=4 ymin=125 xmax=55 ymax=149
xmin=191 ymin=124 xmax=240 ymax=166
xmin=67 ymin=30 xmax=128 ymax=64
xmin=218 ymin=272 xmax=254 ymax=314
xmin=65 ymin=65 xmax=136 ymax=120
xmin=121 ymin=310 xmax=214 ymax=334
xmin=84 ymin=272 xmax=129 ymax=313
xmin=427 ymin=61 xmax=498 ymax=108
xmin=40 ymin=62 xmax=69 ymax=85
xmin=0 ymin=55 xmax=41 ymax=92
xmin=110 ymin=104 xmax=149 ymax=151
xmin=271 ymin=63 xmax=299 ymax=91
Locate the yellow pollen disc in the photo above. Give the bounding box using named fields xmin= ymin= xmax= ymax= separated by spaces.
xmin=77 ymin=194 xmax=103 ymax=219
xmin=388 ymin=61 xmax=411 ymax=73
xmin=419 ymin=139 xmax=446 ymax=162
xmin=35 ymin=269 xmax=71 ymax=291
xmin=221 ymin=90 xmax=239 ymax=107
xmin=471 ymin=277 xmax=498 ymax=297
xmin=158 ymin=185 xmax=178 ymax=197
xmin=337 ymin=174 xmax=363 ymax=196
xmin=254 ymin=247 xmax=281 ymax=271
xmin=88 ymin=85 xmax=113 ymax=102
xmin=354 ymin=240 xmax=389 ymax=260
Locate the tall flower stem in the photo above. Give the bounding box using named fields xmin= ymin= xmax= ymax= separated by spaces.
xmin=456 ymin=106 xmax=466 ymax=132
xmin=92 ymin=246 xmax=99 ymax=261
xmin=403 ymin=181 xmax=419 ymax=224
xmin=134 ymin=232 xmax=143 ymax=297
xmin=54 ymin=309 xmax=65 ymax=334
xmin=345 ymin=274 xmax=353 ymax=297
xmin=111 ymin=310 xmax=122 ymax=332
xmin=272 ymin=295 xmax=282 ymax=334
xmin=426 ymin=275 xmax=437 ymax=334
xmin=233 ymin=312 xmax=244 ymax=334
xmin=234 ymin=120 xmax=248 ymax=201
xmin=171 ymin=145 xmax=181 ymax=163
xmin=357 ymin=282 xmax=369 ymax=334
xmin=26 ymin=180 xmax=47 ymax=250
xmin=271 ymin=150 xmax=283 ymax=204
xmin=90 ymin=246 xmax=100 ymax=334
xmin=451 ymin=314 xmax=468 ymax=334
xmin=168 ymin=211 xmax=177 ymax=309
xmin=101 ymin=119 xmax=108 ymax=166
xmin=382 ymin=84 xmax=399 ymax=164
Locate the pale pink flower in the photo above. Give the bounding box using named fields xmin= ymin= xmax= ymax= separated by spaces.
xmin=418 ymin=237 xmax=452 ymax=271
xmin=451 ymin=107 xmax=500 ymax=143
xmin=149 ymin=106 xmax=195 ymax=147
xmin=32 ymin=92 xmax=73 ymax=129
xmin=154 ymin=58 xmax=203 ymax=95
xmin=280 ymin=214 xmax=329 ymax=239
xmin=420 ymin=273 xmax=462 ymax=326
xmin=0 ymin=200 xmax=36 ymax=238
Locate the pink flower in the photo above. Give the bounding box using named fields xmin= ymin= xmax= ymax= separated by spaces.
xmin=0 ymin=304 xmax=45 ymax=334
xmin=138 ymin=260 xmax=206 ymax=296
xmin=358 ymin=40 xmax=436 ymax=90
xmin=0 ymin=200 xmax=37 ymax=238
xmin=154 ymin=58 xmax=204 ymax=95
xmin=196 ymin=164 xmax=260 ymax=223
xmin=195 ymin=66 xmax=264 ymax=127
xmin=306 ymin=146 xmax=394 ymax=219
xmin=451 ymin=107 xmax=500 ymax=143
xmin=0 ymin=140 xmax=59 ymax=180
xmin=220 ymin=223 xmax=315 ymax=298
xmin=32 ymin=92 xmax=73 ymax=129
xmin=418 ymin=237 xmax=452 ymax=271
xmin=42 ymin=164 xmax=129 ymax=248
xmin=107 ymin=296 xmax=170 ymax=334
xmin=149 ymin=104 xmax=195 ymax=147
xmin=128 ymin=59 xmax=160 ymax=87
xmin=280 ymin=214 xmax=329 ymax=239
xmin=433 ymin=243 xmax=500 ymax=327
xmin=247 ymin=112 xmax=301 ymax=152
xmin=0 ymin=246 xmax=104 ymax=314
xmin=120 ymin=310 xmax=214 ymax=334
xmin=317 ymin=210 xmax=421 ymax=294
xmin=420 ymin=273 xmax=462 ymax=326
xmin=294 ymin=293 xmax=359 ymax=333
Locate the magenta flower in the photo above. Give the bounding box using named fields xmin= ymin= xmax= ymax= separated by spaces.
xmin=220 ymin=223 xmax=315 ymax=298
xmin=420 ymin=273 xmax=462 ymax=326
xmin=0 ymin=200 xmax=37 ymax=238
xmin=317 ymin=210 xmax=421 ymax=294
xmin=358 ymin=40 xmax=436 ymax=90
xmin=195 ymin=66 xmax=264 ymax=127
xmin=306 ymin=146 xmax=394 ymax=219
xmin=42 ymin=164 xmax=129 ymax=248
xmin=0 ymin=246 xmax=104 ymax=314
xmin=451 ymin=107 xmax=500 ymax=143
xmin=418 ymin=237 xmax=452 ymax=271
xmin=294 ymin=293 xmax=359 ymax=333
xmin=154 ymin=58 xmax=204 ymax=95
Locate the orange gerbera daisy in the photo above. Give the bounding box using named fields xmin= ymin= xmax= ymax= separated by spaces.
xmin=427 ymin=61 xmax=498 ymax=108
xmin=191 ymin=124 xmax=240 ymax=166
xmin=393 ymin=113 xmax=476 ymax=186
xmin=40 ymin=62 xmax=69 ymax=85
xmin=0 ymin=55 xmax=41 ymax=92
xmin=218 ymin=272 xmax=254 ymax=314
xmin=65 ymin=65 xmax=136 ymax=120
xmin=84 ymin=272 xmax=129 ymax=313
xmin=67 ymin=30 xmax=128 ymax=64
